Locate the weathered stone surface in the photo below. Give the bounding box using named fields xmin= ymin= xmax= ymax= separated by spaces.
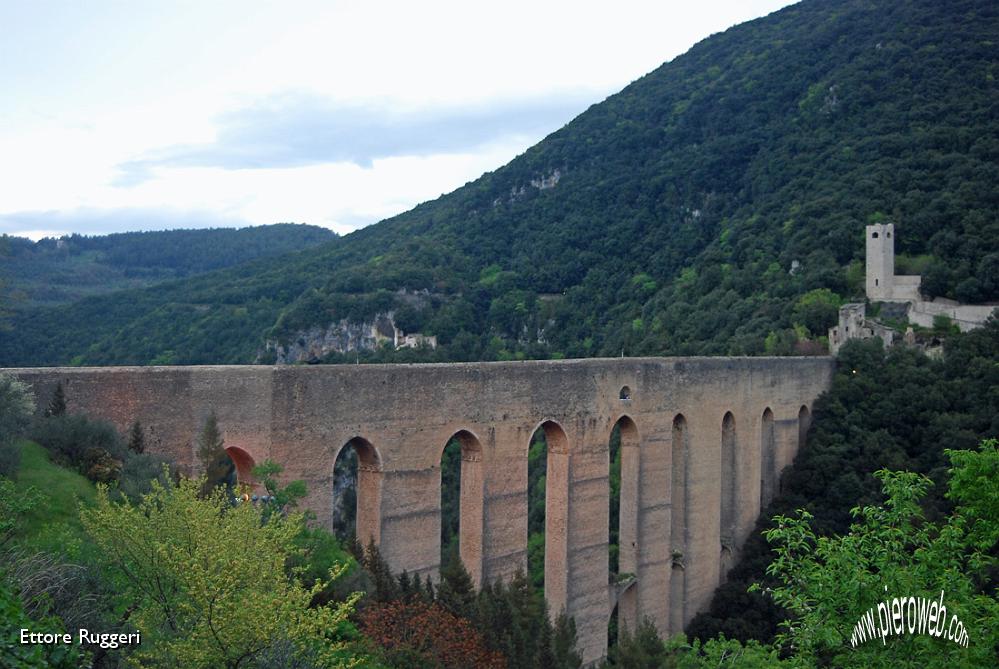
xmin=4 ymin=356 xmax=833 ymax=665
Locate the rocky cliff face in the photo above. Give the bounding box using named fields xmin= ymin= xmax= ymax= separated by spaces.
xmin=258 ymin=313 xmax=396 ymax=364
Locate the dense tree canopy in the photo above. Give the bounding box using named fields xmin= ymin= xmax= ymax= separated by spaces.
xmin=0 ymin=224 xmax=334 ymax=308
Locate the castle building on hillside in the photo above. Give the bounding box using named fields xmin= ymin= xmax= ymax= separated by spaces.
xmin=828 ymin=223 xmax=996 ymax=354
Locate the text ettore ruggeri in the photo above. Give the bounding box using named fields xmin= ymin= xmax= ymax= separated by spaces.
xmin=20 ymin=629 xmax=142 ymax=650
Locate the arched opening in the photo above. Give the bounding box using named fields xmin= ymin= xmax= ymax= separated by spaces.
xmin=527 ymin=420 xmax=569 ymax=616
xmin=719 ymin=412 xmax=737 ymax=581
xmin=331 ymin=437 xmax=383 ymax=547
xmin=798 ymin=405 xmax=811 ymax=451
xmin=619 ymin=386 xmax=632 ymax=401
xmin=792 ymin=406 xmax=811 ymax=496
xmin=608 ymin=416 xmax=639 ymax=640
xmin=439 ymin=430 xmax=484 ymax=586
xmin=669 ymin=414 xmax=688 ymax=636
xmin=760 ymin=409 xmax=776 ymax=508
xmin=224 ymin=446 xmax=256 ymax=490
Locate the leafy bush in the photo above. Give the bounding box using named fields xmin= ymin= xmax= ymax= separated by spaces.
xmin=360 ymin=600 xmax=505 ymax=669
xmin=114 ymin=452 xmax=176 ymax=504
xmin=81 ymin=476 xmax=361 ymax=668
xmin=29 ymin=414 xmax=125 ymax=482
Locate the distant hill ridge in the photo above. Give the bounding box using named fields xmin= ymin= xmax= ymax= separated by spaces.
xmin=1 ymin=224 xmax=336 ymax=307
xmin=2 ymin=0 xmax=996 ymax=366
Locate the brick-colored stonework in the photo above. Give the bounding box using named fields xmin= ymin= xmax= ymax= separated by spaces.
xmin=5 ymin=357 xmax=833 ymax=664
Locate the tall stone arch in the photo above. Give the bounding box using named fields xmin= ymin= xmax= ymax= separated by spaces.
xmin=535 ymin=419 xmax=570 ymax=617
xmin=669 ymin=414 xmax=689 ymax=635
xmin=439 ymin=429 xmax=485 ymax=586
xmin=612 ymin=415 xmax=640 ymax=633
xmin=760 ymin=408 xmax=776 ymax=508
xmin=337 ymin=436 xmax=383 ymax=547
xmin=719 ymin=412 xmax=737 ymax=580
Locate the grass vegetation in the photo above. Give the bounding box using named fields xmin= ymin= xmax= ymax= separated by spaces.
xmin=12 ymin=440 xmax=96 ymax=547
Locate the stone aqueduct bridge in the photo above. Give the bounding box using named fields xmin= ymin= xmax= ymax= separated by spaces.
xmin=8 ymin=357 xmax=834 ymax=664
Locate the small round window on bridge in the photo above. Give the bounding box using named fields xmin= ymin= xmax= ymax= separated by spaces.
xmin=619 ymin=386 xmax=632 ymax=401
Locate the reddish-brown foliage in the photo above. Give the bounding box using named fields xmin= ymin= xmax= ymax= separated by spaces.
xmin=359 ymin=600 xmax=506 ymax=669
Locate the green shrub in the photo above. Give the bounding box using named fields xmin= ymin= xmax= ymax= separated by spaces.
xmin=114 ymin=452 xmax=176 ymax=503
xmin=29 ymin=414 xmax=125 ymax=482
xmin=0 ymin=373 xmax=35 ymax=478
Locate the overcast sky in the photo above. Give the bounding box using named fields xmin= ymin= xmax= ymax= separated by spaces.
xmin=0 ymin=1 xmax=796 ymax=241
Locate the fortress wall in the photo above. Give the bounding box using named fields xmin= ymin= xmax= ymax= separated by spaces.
xmin=4 ymin=356 xmax=834 ymax=666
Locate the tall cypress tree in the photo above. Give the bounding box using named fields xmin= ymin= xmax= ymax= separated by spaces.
xmin=45 ymin=382 xmax=66 ymax=417
xmin=535 ymin=612 xmax=556 ymax=669
xmin=196 ymin=411 xmax=230 ymax=496
xmin=552 ymin=612 xmax=582 ymax=669
xmin=127 ymin=420 xmax=146 ymax=454
xmin=437 ymin=556 xmax=475 ymax=620
xmin=363 ymin=539 xmax=399 ymax=603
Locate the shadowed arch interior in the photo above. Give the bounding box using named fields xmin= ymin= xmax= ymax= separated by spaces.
xmin=760 ymin=408 xmax=776 ymax=508
xmin=798 ymin=405 xmax=811 ymax=451
xmin=439 ymin=429 xmax=484 ymax=586
xmin=532 ymin=420 xmax=570 ymax=618
xmin=719 ymin=412 xmax=737 ymax=580
xmin=792 ymin=405 xmax=811 ymax=496
xmin=669 ymin=414 xmax=688 ymax=635
xmin=609 ymin=416 xmax=640 ymax=638
xmin=333 ymin=436 xmax=383 ymax=547
xmin=224 ymin=446 xmax=255 ymax=487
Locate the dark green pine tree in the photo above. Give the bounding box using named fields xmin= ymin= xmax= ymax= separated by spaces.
xmin=475 ymin=578 xmax=518 ymax=665
xmin=363 ymin=539 xmax=399 ymax=603
xmin=505 ymin=569 xmax=544 ymax=667
xmin=397 ymin=570 xmax=413 ymax=600
xmin=411 ymin=573 xmax=432 ymax=604
xmin=535 ymin=611 xmax=556 ymax=669
xmin=606 ymin=618 xmax=668 ymax=668
xmin=345 ymin=533 xmax=364 ymax=562
xmin=127 ymin=420 xmax=146 ymax=454
xmin=45 ymin=382 xmax=66 ymax=417
xmin=437 ymin=556 xmax=476 ymax=620
xmin=552 ymin=612 xmax=582 ymax=669
xmin=196 ymin=410 xmax=231 ymax=496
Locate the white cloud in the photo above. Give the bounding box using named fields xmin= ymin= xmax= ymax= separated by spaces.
xmin=0 ymin=1 xmax=797 ymax=238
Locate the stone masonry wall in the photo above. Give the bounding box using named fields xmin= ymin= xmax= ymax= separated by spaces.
xmin=4 ymin=357 xmax=834 ymax=665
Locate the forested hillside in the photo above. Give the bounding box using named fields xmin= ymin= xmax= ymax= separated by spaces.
xmin=2 ymin=0 xmax=997 ymax=366
xmin=0 ymin=224 xmax=335 ymax=307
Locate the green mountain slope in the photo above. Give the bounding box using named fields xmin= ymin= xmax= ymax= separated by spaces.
xmin=2 ymin=0 xmax=997 ymax=366
xmin=0 ymin=224 xmax=336 ymax=308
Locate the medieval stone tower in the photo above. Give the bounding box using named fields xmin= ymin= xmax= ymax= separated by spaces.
xmin=865 ymin=223 xmax=895 ymax=300
xmin=865 ymin=223 xmax=922 ymax=302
